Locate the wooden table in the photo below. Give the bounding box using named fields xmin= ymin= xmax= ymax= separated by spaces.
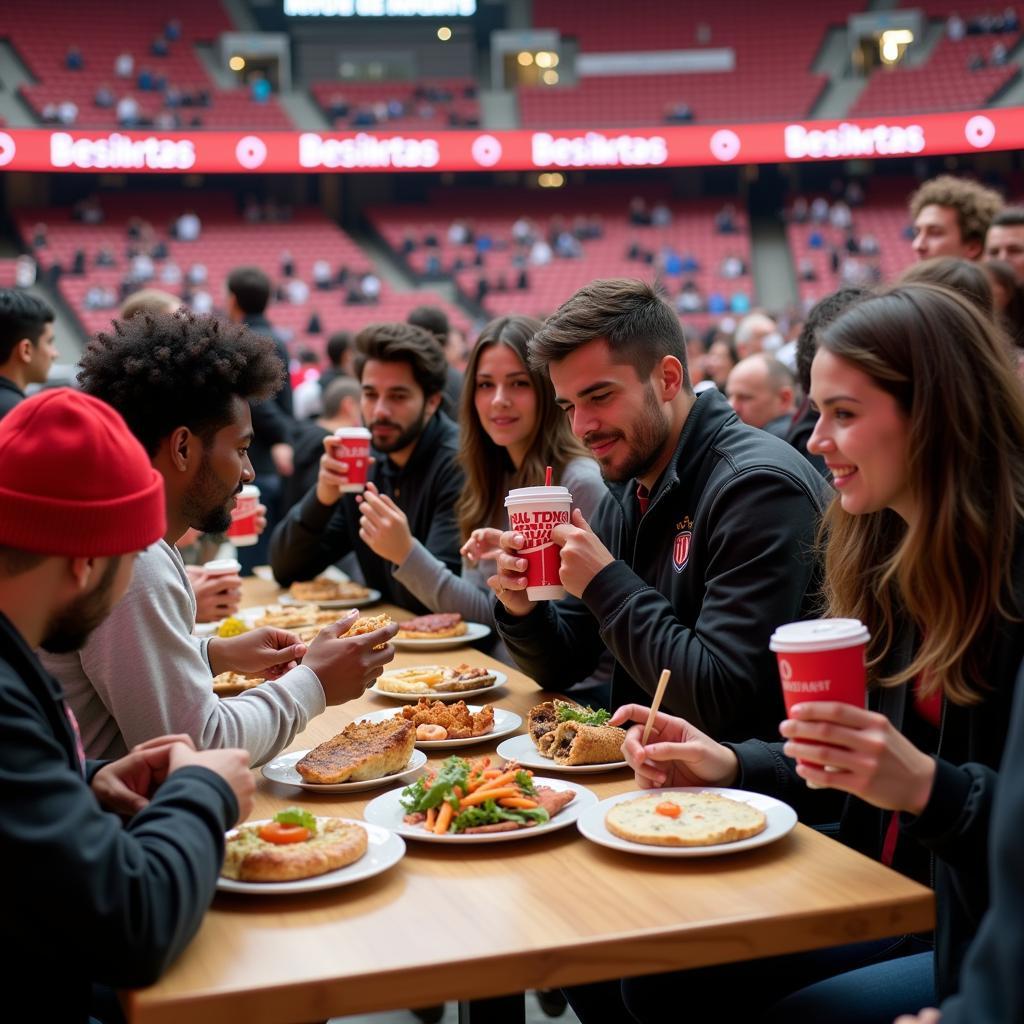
xmin=123 ymin=578 xmax=934 ymax=1024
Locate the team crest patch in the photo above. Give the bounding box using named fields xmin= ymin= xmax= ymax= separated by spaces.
xmin=672 ymin=530 xmax=692 ymax=572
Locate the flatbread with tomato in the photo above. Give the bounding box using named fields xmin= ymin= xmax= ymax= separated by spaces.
xmin=222 ymin=809 xmax=368 ymax=882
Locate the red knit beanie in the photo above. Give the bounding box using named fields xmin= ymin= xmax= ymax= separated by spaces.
xmin=0 ymin=388 xmax=165 ymax=556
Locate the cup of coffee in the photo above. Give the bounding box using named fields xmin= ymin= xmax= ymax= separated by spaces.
xmin=226 ymin=484 xmax=260 ymax=547
xmin=504 ymin=485 xmax=573 ymax=600
xmin=770 ymin=618 xmax=870 ymax=775
xmin=330 ymin=427 xmax=372 ymax=493
xmin=202 ymin=558 xmax=241 ymax=578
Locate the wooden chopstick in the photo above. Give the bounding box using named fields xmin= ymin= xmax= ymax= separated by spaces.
xmin=641 ymin=669 xmax=671 ymax=745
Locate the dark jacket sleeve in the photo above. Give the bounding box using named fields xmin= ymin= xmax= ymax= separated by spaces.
xmin=583 ymin=469 xmax=819 ymax=737
xmin=2 ymin=674 xmax=237 ymax=989
xmin=939 ymin=663 xmax=1024 ymax=1024
xmin=250 ymin=396 xmax=294 ymax=448
xmin=417 ymin=451 xmax=465 ymax=577
xmin=270 ymin=487 xmax=355 ymax=586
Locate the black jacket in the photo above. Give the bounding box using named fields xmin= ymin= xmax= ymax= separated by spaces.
xmin=0 ymin=612 xmax=237 ymax=1022
xmin=283 ymin=417 xmax=330 ymax=514
xmin=728 ymin=540 xmax=1024 ymax=1001
xmin=497 ymin=389 xmax=830 ymax=742
xmin=245 ymin=313 xmax=295 ymax=477
xmin=784 ymin=399 xmax=827 ymax=478
xmin=0 ymin=375 xmax=25 ymax=421
xmin=941 ymin=659 xmax=1024 ymax=1024
xmin=270 ymin=412 xmax=464 ymax=614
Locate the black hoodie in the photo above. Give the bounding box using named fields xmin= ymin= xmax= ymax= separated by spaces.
xmin=497 ymin=388 xmax=830 ymax=742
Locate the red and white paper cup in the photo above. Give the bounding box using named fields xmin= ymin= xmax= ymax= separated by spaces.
xmin=330 ymin=427 xmax=372 ymax=493
xmin=770 ymin=618 xmax=870 ymax=774
xmin=202 ymin=558 xmax=241 ymax=578
xmin=226 ymin=484 xmax=260 ymax=547
xmin=504 ymin=485 xmax=573 ymax=600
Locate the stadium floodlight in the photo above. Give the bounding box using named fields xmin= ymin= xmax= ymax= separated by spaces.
xmin=517 ymin=51 xmax=534 ymax=66
xmin=437 ymin=26 xmax=452 ymax=40
xmin=228 ymin=55 xmax=246 ymax=71
xmin=879 ymin=29 xmax=914 ymax=64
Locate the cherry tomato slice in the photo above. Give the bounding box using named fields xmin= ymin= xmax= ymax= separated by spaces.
xmin=655 ymin=801 xmax=681 ymax=818
xmin=258 ymin=822 xmax=311 ymax=844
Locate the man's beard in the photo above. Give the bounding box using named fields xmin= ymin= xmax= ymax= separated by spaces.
xmin=41 ymin=556 xmax=122 ymax=654
xmin=370 ymin=407 xmax=428 ymax=454
xmin=585 ymin=383 xmax=671 ymax=484
xmin=182 ymin=452 xmax=240 ymax=534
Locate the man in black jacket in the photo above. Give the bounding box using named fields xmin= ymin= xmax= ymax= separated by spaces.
xmin=493 ymin=279 xmax=829 ymax=741
xmin=0 ymin=289 xmax=58 ymax=420
xmin=271 ymin=322 xmax=463 ymax=614
xmin=226 ymin=266 xmax=296 ymax=572
xmin=0 ymin=389 xmax=253 ymax=1023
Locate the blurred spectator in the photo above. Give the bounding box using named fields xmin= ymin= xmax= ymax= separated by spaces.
xmin=320 ymin=331 xmax=355 ymax=390
xmin=73 ymin=196 xmax=104 ymax=225
xmin=515 ymin=268 xmax=530 ymax=290
xmin=829 ymin=200 xmax=852 ymax=230
xmin=720 ymin=253 xmax=745 ymax=278
xmin=714 ymin=203 xmax=738 ymax=233
xmin=651 ymin=202 xmax=672 ymax=227
xmin=361 ymin=273 xmax=381 ymax=303
xmin=984 ymin=259 xmax=1024 ymax=346
xmin=114 ymin=52 xmax=134 ymax=78
xmin=306 ymin=311 xmax=322 ymax=335
xmin=116 ymin=95 xmax=140 ymax=127
xmin=810 ymin=196 xmax=830 ymax=223
xmin=85 ymin=285 xmax=117 ymax=310
xmin=985 ymin=207 xmax=1024 ymax=279
xmin=285 ymin=278 xmax=309 ymax=305
xmin=65 ymin=46 xmax=83 ymax=70
xmin=14 ymin=255 xmax=37 ymax=289
xmin=901 ymin=256 xmax=994 ymax=317
xmin=30 ymin=223 xmax=47 ymax=248
xmin=129 ymin=253 xmax=155 ymax=283
xmin=190 ymin=290 xmax=213 ymax=315
xmin=947 ymin=12 xmax=967 ymax=39
xmin=798 ymin=257 xmax=817 ymax=282
xmin=705 ymin=337 xmax=738 ymax=390
xmin=175 ymin=211 xmax=201 ymax=242
xmin=94 ymin=85 xmax=115 ymax=108
xmin=448 ymin=220 xmax=471 ymax=245
xmin=790 ymin=196 xmax=809 ymax=223
xmin=96 ymin=248 xmax=116 ymax=268
xmin=676 ymin=281 xmax=703 ymax=313
xmin=154 ymin=110 xmax=180 ymax=131
xmin=151 ymin=36 xmax=169 ymax=57
xmin=665 ymin=102 xmax=694 ymax=124
xmin=165 ymin=84 xmax=183 ymax=108
xmin=250 ymin=73 xmax=271 ymax=104
xmin=165 ymin=18 xmax=181 ymax=41
xmin=313 ymin=260 xmax=332 ymax=290
xmin=629 ymin=197 xmax=651 ymax=226
xmin=71 ymin=250 xmax=86 ymax=276
xmin=280 ymin=250 xmax=295 ymax=277
xmin=909 ymin=175 xmax=1003 ymax=261
xmin=119 ymin=289 xmax=180 ymax=319
xmin=0 ymin=290 xmax=55 ymax=419
xmin=730 ymin=292 xmax=751 ymax=315
xmin=40 ymin=102 xmax=58 ymax=124
xmin=726 ymin=354 xmax=796 ymax=436
xmin=408 ymin=305 xmax=463 ymax=415
xmin=137 ymin=68 xmax=155 ymax=91
xmin=186 ymin=262 xmax=207 ymax=286
xmin=159 ymin=261 xmax=182 ymax=285
xmin=991 ymin=40 xmax=1009 ymax=64
xmin=530 ymin=239 xmax=552 ymax=266
xmin=734 ymin=312 xmax=778 ymax=358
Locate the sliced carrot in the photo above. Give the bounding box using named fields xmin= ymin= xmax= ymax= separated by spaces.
xmin=482 ymin=769 xmax=501 ymax=779
xmin=474 ymin=770 xmax=518 ymax=794
xmin=433 ymin=801 xmax=454 ymax=834
xmin=425 ymin=807 xmax=437 ymax=829
xmin=458 ymin=786 xmax=519 ymax=808
xmin=497 ymin=797 xmax=538 ymax=809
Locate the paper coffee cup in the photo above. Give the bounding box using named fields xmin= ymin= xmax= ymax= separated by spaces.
xmin=331 ymin=427 xmax=372 ymax=493
xmin=202 ymin=558 xmax=241 ymax=577
xmin=226 ymin=484 xmax=260 ymax=547
xmin=504 ymin=485 xmax=572 ymax=600
xmin=770 ymin=618 xmax=870 ymax=777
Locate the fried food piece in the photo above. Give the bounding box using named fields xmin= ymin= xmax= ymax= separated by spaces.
xmin=289 ymin=578 xmax=370 ymax=602
xmin=399 ymin=698 xmax=494 ymax=740
xmin=550 ymin=721 xmax=626 ymax=766
xmin=296 ymin=717 xmax=414 ymax=784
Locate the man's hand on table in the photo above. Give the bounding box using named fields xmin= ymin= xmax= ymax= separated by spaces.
xmin=208 ymin=627 xmax=308 ymax=678
xmin=302 ymin=609 xmax=399 ymax=704
xmin=611 ymin=704 xmax=740 ymax=790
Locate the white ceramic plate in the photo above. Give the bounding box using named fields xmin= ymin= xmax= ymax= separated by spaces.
xmin=261 ymin=747 xmax=428 ymax=793
xmin=278 ymin=589 xmax=382 ymax=610
xmin=363 ymin=777 xmax=597 ymax=844
xmin=495 ymin=733 xmax=628 ymax=774
xmin=356 ymin=706 xmax=522 ymax=749
xmin=390 ymin=621 xmax=491 ymax=650
xmin=369 ymin=670 xmax=508 ymax=703
xmin=576 ymin=787 xmax=798 ymax=858
xmin=216 ymin=819 xmax=405 ymax=895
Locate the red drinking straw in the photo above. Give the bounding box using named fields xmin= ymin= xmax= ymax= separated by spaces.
xmin=544 ymin=465 xmax=553 ymax=487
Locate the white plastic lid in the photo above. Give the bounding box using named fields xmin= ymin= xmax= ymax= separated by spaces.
xmin=203 ymin=558 xmax=241 ymax=575
xmin=769 ymin=618 xmax=870 ymax=653
xmin=333 ymin=427 xmax=371 ymax=439
xmin=504 ymin=485 xmax=571 ymax=507
xmin=238 ymin=484 xmax=260 ymax=499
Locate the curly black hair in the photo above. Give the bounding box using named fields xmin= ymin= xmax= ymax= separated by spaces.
xmin=795 ymin=287 xmax=871 ymax=395
xmin=78 ymin=310 xmax=284 ymax=455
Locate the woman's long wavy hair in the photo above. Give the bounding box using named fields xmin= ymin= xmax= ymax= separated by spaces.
xmin=456 ymin=315 xmax=592 ymax=540
xmin=818 ymin=283 xmax=1024 ymax=704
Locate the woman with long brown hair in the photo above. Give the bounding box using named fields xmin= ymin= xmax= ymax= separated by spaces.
xmin=357 ymin=315 xmax=608 ymax=670
xmin=582 ymin=283 xmax=1024 ymax=1022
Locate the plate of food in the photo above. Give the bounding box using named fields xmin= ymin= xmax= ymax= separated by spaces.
xmin=261 ymin=717 xmax=428 ymax=793
xmin=363 ymin=754 xmax=597 ymax=843
xmin=494 ymin=699 xmax=628 ymax=773
xmin=217 ymin=808 xmax=405 ymax=895
xmin=194 ymin=605 xmax=266 ymax=639
xmin=577 ymin=787 xmax=798 ymax=858
xmin=280 ymin=577 xmax=382 ymax=609
xmin=391 ymin=613 xmax=491 ymax=650
xmin=356 ymin=702 xmax=522 ymax=749
xmin=369 ymin=663 xmax=507 ymax=702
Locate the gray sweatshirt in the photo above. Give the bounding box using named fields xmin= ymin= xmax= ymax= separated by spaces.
xmin=40 ymin=541 xmax=326 ymax=766
xmin=393 ymin=456 xmax=611 ymax=672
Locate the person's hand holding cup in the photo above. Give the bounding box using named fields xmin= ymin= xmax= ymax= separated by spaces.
xmin=316 ymin=428 xmax=372 ymax=506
